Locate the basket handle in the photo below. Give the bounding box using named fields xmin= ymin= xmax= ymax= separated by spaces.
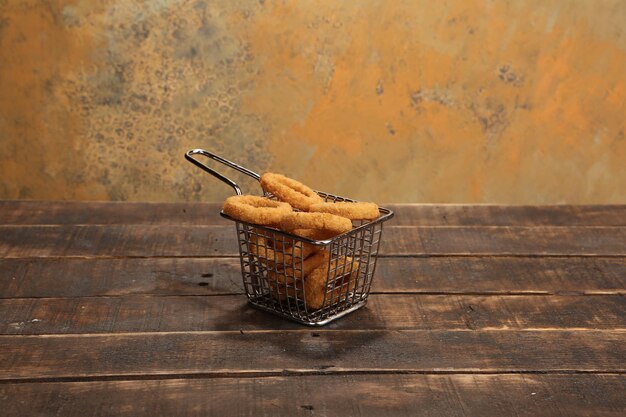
xmin=185 ymin=149 xmax=261 ymax=195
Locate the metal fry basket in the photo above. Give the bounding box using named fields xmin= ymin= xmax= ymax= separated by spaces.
xmin=186 ymin=149 xmax=394 ymax=326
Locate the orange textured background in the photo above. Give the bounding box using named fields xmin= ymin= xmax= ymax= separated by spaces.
xmin=0 ymin=0 xmax=625 ymax=203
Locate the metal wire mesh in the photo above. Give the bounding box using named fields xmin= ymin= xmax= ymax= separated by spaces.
xmin=226 ymin=191 xmax=390 ymax=326
xmin=185 ymin=150 xmax=393 ymax=324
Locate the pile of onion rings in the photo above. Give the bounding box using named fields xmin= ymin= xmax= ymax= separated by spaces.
xmin=222 ymin=173 xmax=380 ymax=238
xmin=221 ymin=172 xmax=381 ymax=310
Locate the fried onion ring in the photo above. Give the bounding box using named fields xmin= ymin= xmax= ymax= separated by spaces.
xmin=267 ymin=250 xmax=329 ymax=300
xmin=249 ymin=235 xmax=317 ymax=267
xmin=260 ymin=173 xmax=324 ymax=211
xmin=280 ymin=212 xmax=353 ymax=237
xmin=222 ymin=195 xmax=292 ymax=226
xmin=304 ymin=254 xmax=360 ymax=310
xmin=309 ymin=201 xmax=380 ymax=220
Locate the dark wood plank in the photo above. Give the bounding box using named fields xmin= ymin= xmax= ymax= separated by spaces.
xmin=1 ymin=294 xmax=623 ymax=334
xmin=2 ymin=257 xmax=624 ymax=298
xmin=1 ymin=225 xmax=625 ymax=258
xmin=3 ymin=374 xmax=625 ymax=417
xmin=0 ymin=201 xmax=227 ymax=226
xmin=374 ymin=256 xmax=626 ymax=295
xmin=0 ymin=225 xmax=236 ymax=258
xmin=2 ymin=201 xmax=625 ymax=226
xmin=0 ymin=258 xmax=244 ymax=297
xmin=391 ymin=204 xmax=626 ymax=226
xmin=385 ymin=226 xmax=626 ymax=256
xmin=0 ymin=330 xmax=623 ymax=380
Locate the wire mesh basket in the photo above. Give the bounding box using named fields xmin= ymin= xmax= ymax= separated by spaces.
xmin=186 ymin=149 xmax=394 ymax=326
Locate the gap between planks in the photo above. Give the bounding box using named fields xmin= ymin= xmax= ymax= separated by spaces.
xmin=2 ymin=328 xmax=625 ymax=338
xmin=1 ymin=292 xmax=623 ymax=300
xmin=3 ymin=254 xmax=626 ymax=260
xmin=1 ymin=369 xmax=625 ymax=385
xmin=2 ymin=224 xmax=623 ymax=228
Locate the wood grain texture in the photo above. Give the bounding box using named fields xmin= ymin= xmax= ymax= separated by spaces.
xmin=2 ymin=374 xmax=625 ymax=417
xmin=0 ymin=258 xmax=244 ymax=297
xmin=2 ymin=257 xmax=624 ymax=298
xmin=386 ymin=226 xmax=626 ymax=256
xmin=0 ymin=225 xmax=237 ymax=258
xmin=1 ymin=202 xmax=624 ymax=416
xmin=389 ymin=204 xmax=626 ymax=227
xmin=1 ymin=294 xmax=624 ymax=334
xmin=2 ymin=201 xmax=624 ymax=226
xmin=374 ymin=256 xmax=626 ymax=295
xmin=1 ymin=330 xmax=624 ymax=380
xmin=0 ymin=201 xmax=228 ymax=226
xmin=1 ymin=225 xmax=625 ymax=258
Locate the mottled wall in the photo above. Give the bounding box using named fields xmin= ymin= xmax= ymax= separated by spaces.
xmin=1 ymin=0 xmax=625 ymax=203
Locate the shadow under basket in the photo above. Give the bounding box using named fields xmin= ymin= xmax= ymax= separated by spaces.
xmin=186 ymin=149 xmax=394 ymax=326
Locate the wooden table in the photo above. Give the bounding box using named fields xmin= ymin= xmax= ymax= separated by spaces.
xmin=1 ymin=201 xmax=625 ymax=416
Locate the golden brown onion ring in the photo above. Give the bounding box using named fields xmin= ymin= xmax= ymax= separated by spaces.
xmin=260 ymin=173 xmax=324 ymax=211
xmin=304 ymin=254 xmax=360 ymax=310
xmin=280 ymin=212 xmax=353 ymax=237
xmin=222 ymin=195 xmax=292 ymax=226
xmin=267 ymin=250 xmax=329 ymax=300
xmin=248 ymin=235 xmax=317 ymax=267
xmin=309 ymin=201 xmax=379 ymax=220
